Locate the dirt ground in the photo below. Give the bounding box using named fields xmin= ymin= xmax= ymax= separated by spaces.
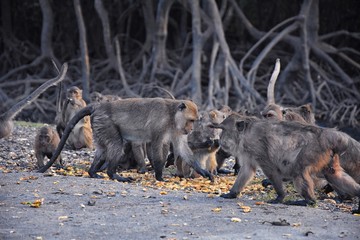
xmin=0 ymin=123 xmax=359 ymax=240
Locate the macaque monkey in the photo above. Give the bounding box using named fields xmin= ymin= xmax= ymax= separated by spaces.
xmin=90 ymin=91 xmax=122 ymax=103
xmin=58 ymin=86 xmax=93 ymax=150
xmin=0 ymin=63 xmax=68 ymax=139
xmin=175 ymin=109 xmax=223 ymax=178
xmin=38 ymin=98 xmax=213 ymax=182
xmin=34 ymin=126 xmax=63 ymax=169
xmin=211 ymin=113 xmax=360 ymax=213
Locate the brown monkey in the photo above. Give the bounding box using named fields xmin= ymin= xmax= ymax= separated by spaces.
xmin=58 ymin=86 xmax=93 ymax=150
xmin=34 ymin=126 xmax=63 ymax=169
xmin=38 ymin=98 xmax=213 ymax=182
xmin=0 ymin=63 xmax=68 ymax=139
xmin=175 ymin=109 xmax=223 ymax=178
xmin=90 ymin=91 xmax=122 ymax=103
xmin=323 ymin=153 xmax=360 ymax=213
xmin=212 ymin=113 xmax=360 ymax=212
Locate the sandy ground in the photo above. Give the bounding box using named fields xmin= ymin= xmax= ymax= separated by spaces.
xmin=0 ymin=123 xmax=359 ymax=240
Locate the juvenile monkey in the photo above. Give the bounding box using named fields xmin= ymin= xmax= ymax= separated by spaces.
xmin=58 ymin=86 xmax=93 ymax=150
xmin=175 ymin=109 xmax=223 ymax=178
xmin=38 ymin=98 xmax=213 ymax=182
xmin=212 ymin=113 xmax=360 ymax=212
xmin=34 ymin=126 xmax=63 ymax=169
xmin=0 ymin=63 xmax=68 ymax=139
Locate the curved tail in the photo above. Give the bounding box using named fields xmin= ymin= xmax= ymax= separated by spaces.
xmin=267 ymin=58 xmax=280 ymax=105
xmin=38 ymin=105 xmax=94 ymax=173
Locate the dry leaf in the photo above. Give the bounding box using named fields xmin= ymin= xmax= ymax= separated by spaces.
xmin=255 ymin=201 xmax=265 ymax=205
xmin=231 ymin=217 xmax=241 ymax=222
xmin=211 ymin=207 xmax=222 ymax=213
xmin=58 ymin=216 xmax=68 ymax=221
xmin=20 ymin=176 xmax=38 ymax=181
xmin=240 ymin=206 xmax=252 ymax=213
xmin=160 ymin=191 xmax=168 ymax=195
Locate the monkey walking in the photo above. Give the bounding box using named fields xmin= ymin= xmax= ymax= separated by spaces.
xmin=0 ymin=63 xmax=68 ymax=139
xmin=57 ymin=86 xmax=93 ymax=150
xmin=38 ymin=98 xmax=214 ymax=182
xmin=211 ymin=113 xmax=360 ymax=213
xmin=34 ymin=126 xmax=63 ymax=169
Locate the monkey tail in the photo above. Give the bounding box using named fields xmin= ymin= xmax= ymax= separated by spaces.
xmin=266 ymin=58 xmax=280 ymax=105
xmin=1 ymin=63 xmax=68 ymax=121
xmin=38 ymin=104 xmax=94 ymax=173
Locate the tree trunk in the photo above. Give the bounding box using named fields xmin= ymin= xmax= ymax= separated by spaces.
xmin=39 ymin=0 xmax=54 ymax=58
xmin=150 ymin=0 xmax=175 ymax=79
xmin=188 ymin=0 xmax=203 ymax=105
xmin=94 ymin=0 xmax=116 ymax=68
xmin=74 ymin=0 xmax=90 ymax=103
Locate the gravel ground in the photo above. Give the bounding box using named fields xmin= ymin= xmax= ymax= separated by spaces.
xmin=0 ymin=122 xmax=359 ymax=240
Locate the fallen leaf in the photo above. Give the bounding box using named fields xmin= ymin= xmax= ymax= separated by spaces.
xmin=160 ymin=191 xmax=168 ymax=195
xmin=231 ymin=217 xmax=241 ymax=222
xmin=211 ymin=207 xmax=222 ymax=213
xmin=58 ymin=216 xmax=68 ymax=221
xmin=239 ymin=205 xmax=252 ymax=213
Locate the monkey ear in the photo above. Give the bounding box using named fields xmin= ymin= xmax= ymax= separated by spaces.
xmin=209 ymin=111 xmax=217 ymax=120
xmin=236 ymin=120 xmax=247 ymax=131
xmin=178 ymin=102 xmax=187 ymax=111
xmin=300 ymin=104 xmax=312 ymax=113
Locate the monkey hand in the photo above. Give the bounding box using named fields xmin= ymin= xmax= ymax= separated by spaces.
xmin=192 ymin=160 xmax=214 ymax=182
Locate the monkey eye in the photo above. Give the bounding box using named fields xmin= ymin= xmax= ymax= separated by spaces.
xmin=264 ymin=113 xmax=273 ymax=118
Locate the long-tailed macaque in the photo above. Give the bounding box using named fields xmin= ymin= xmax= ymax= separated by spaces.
xmin=175 ymin=109 xmax=223 ymax=178
xmin=38 ymin=98 xmax=213 ymax=182
xmin=57 ymin=86 xmax=93 ymax=150
xmin=34 ymin=126 xmax=63 ymax=169
xmin=0 ymin=63 xmax=68 ymax=139
xmin=211 ymin=113 xmax=360 ymax=213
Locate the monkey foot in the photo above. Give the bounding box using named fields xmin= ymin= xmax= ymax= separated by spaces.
xmin=216 ymin=169 xmax=233 ymax=175
xmin=268 ymin=196 xmax=284 ymax=204
xmin=89 ymin=173 xmax=105 ymax=179
xmin=112 ymin=175 xmax=134 ymax=183
xmin=285 ymin=199 xmax=316 ymax=206
xmin=220 ymin=191 xmax=238 ymax=199
xmin=261 ymin=179 xmax=273 ymax=188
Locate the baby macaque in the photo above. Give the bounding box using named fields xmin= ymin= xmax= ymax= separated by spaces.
xmin=34 ymin=126 xmax=63 ymax=169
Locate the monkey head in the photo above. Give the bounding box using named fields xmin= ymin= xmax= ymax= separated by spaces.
xmin=175 ymin=101 xmax=199 ymax=135
xmin=283 ymin=104 xmax=315 ymax=125
xmin=38 ymin=126 xmax=53 ymax=145
xmin=210 ymin=113 xmax=251 ymax=155
xmin=67 ymin=86 xmax=83 ymax=104
xmin=90 ymin=92 xmax=104 ymax=103
xmin=261 ymin=104 xmax=284 ymax=120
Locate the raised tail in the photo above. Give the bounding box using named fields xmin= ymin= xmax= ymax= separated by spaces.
xmin=38 ymin=105 xmax=94 ymax=173
xmin=266 ymin=58 xmax=280 ymax=105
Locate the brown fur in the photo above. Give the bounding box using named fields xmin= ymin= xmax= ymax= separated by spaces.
xmin=38 ymin=98 xmax=213 ymax=182
xmin=90 ymin=91 xmax=122 ymax=103
xmin=59 ymin=86 xmax=93 ymax=150
xmin=214 ymin=113 xmax=359 ymax=211
xmin=0 ymin=63 xmax=68 ymax=139
xmin=175 ymin=107 xmax=231 ymax=178
xmin=34 ymin=126 xmax=63 ymax=169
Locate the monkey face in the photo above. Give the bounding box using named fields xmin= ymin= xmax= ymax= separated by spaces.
xmin=90 ymin=92 xmax=103 ymax=103
xmin=261 ymin=104 xmax=283 ymax=120
xmin=67 ymin=86 xmax=82 ymax=102
xmin=175 ymin=101 xmax=199 ymax=135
